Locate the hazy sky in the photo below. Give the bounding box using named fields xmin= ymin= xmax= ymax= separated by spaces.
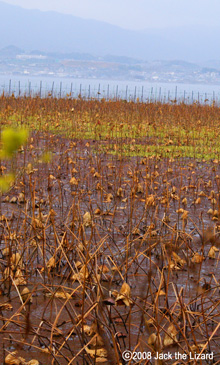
xmin=2 ymin=0 xmax=220 ymax=30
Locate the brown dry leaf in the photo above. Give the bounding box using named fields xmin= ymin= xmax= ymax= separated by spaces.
xmin=30 ymin=239 xmax=37 ymax=247
xmin=98 ymin=265 xmax=109 ymax=273
xmin=2 ymin=247 xmax=10 ymax=256
xmin=190 ymin=344 xmax=205 ymax=353
xmin=116 ymin=282 xmax=132 ymax=306
xmin=50 ymin=209 xmax=57 ymax=217
xmin=49 ymin=174 xmax=56 ymax=180
xmin=137 ymin=183 xmax=144 ymax=193
xmin=70 ymin=177 xmax=78 ymax=185
xmin=93 ymin=171 xmax=101 ymax=178
xmin=162 ymin=213 xmax=170 ymax=223
xmin=102 ymin=211 xmax=114 ymax=216
xmin=208 ymin=246 xmax=219 ymax=259
xmin=209 ymin=190 xmax=215 ymax=199
xmin=164 ymin=324 xmax=178 ymax=347
xmin=148 ymin=333 xmax=162 ymax=350
xmin=32 ymin=218 xmax=44 ymax=228
xmin=26 ymin=163 xmax=34 ymax=174
xmin=72 ymin=265 xmax=89 ymax=282
xmin=82 ymin=325 xmax=96 ymax=336
xmin=157 ymin=289 xmax=166 ymax=296
xmin=21 ymin=287 xmax=32 ymax=303
xmin=26 ymin=360 xmax=39 ymax=365
xmin=18 ymin=193 xmax=25 ymax=204
xmin=75 ymin=260 xmax=83 ymax=269
xmin=150 ymin=230 xmax=157 ymax=237
xmin=171 ymin=192 xmax=179 ymax=200
xmin=93 ymin=357 xmax=108 ymax=363
xmin=68 ymin=157 xmax=75 ymax=164
xmin=5 ymin=351 xmax=25 ymax=365
xmin=4 ymin=267 xmax=12 ymax=280
xmin=14 ymin=269 xmax=27 ymax=286
xmin=132 ymin=227 xmax=141 ymax=235
xmin=0 ymin=303 xmax=13 ymax=310
xmin=0 ymin=214 xmax=7 ymax=221
xmin=83 ymin=212 xmax=92 ymax=227
xmin=105 ymin=193 xmax=113 ymax=203
xmin=117 ymin=187 xmax=124 ymax=198
xmin=181 ymin=210 xmax=188 ymax=220
xmin=54 ymin=291 xmax=72 ymax=300
xmin=46 ymin=256 xmax=56 ymax=271
xmin=181 ymin=197 xmax=187 ymax=205
xmin=85 ymin=347 xmax=108 ymax=359
xmin=11 ymin=253 xmax=23 ymax=268
xmin=37 ymin=211 xmax=48 ymax=222
xmin=40 ymin=348 xmax=50 ymax=354
xmin=191 ymin=253 xmax=204 ymax=263
xmin=144 ymin=316 xmax=155 ymax=328
xmin=213 ymin=209 xmax=219 ymax=218
xmin=172 ymin=252 xmax=186 ymax=267
xmin=176 ymin=208 xmax=184 ymax=214
xmin=77 ymin=241 xmax=84 ymax=252
xmin=164 ymin=261 xmax=182 ymax=270
xmin=146 ymin=195 xmax=155 ymax=206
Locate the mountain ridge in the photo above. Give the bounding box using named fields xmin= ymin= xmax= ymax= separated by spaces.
xmin=0 ymin=1 xmax=220 ymax=63
xmin=1 ymin=1 xmax=220 ymax=62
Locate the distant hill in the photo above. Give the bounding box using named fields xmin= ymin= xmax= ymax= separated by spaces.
xmin=0 ymin=45 xmax=24 ymax=57
xmin=0 ymin=1 xmax=220 ymax=62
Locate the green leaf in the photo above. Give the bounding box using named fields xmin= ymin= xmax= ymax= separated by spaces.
xmin=1 ymin=128 xmax=28 ymax=158
xmin=0 ymin=174 xmax=14 ymax=192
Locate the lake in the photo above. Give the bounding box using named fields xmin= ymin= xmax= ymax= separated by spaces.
xmin=0 ymin=74 xmax=220 ymax=103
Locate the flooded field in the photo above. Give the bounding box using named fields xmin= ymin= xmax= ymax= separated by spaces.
xmin=0 ymin=97 xmax=220 ymax=364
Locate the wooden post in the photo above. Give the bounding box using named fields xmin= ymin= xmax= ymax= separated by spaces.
xmin=60 ymin=82 xmax=62 ymax=98
xmin=98 ymin=83 xmax=100 ymax=100
xmin=175 ymin=86 xmax=177 ymax=101
xmin=9 ymin=79 xmax=11 ymax=96
xmin=159 ymin=87 xmax=161 ymax=102
xmin=125 ymin=85 xmax=128 ymax=101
